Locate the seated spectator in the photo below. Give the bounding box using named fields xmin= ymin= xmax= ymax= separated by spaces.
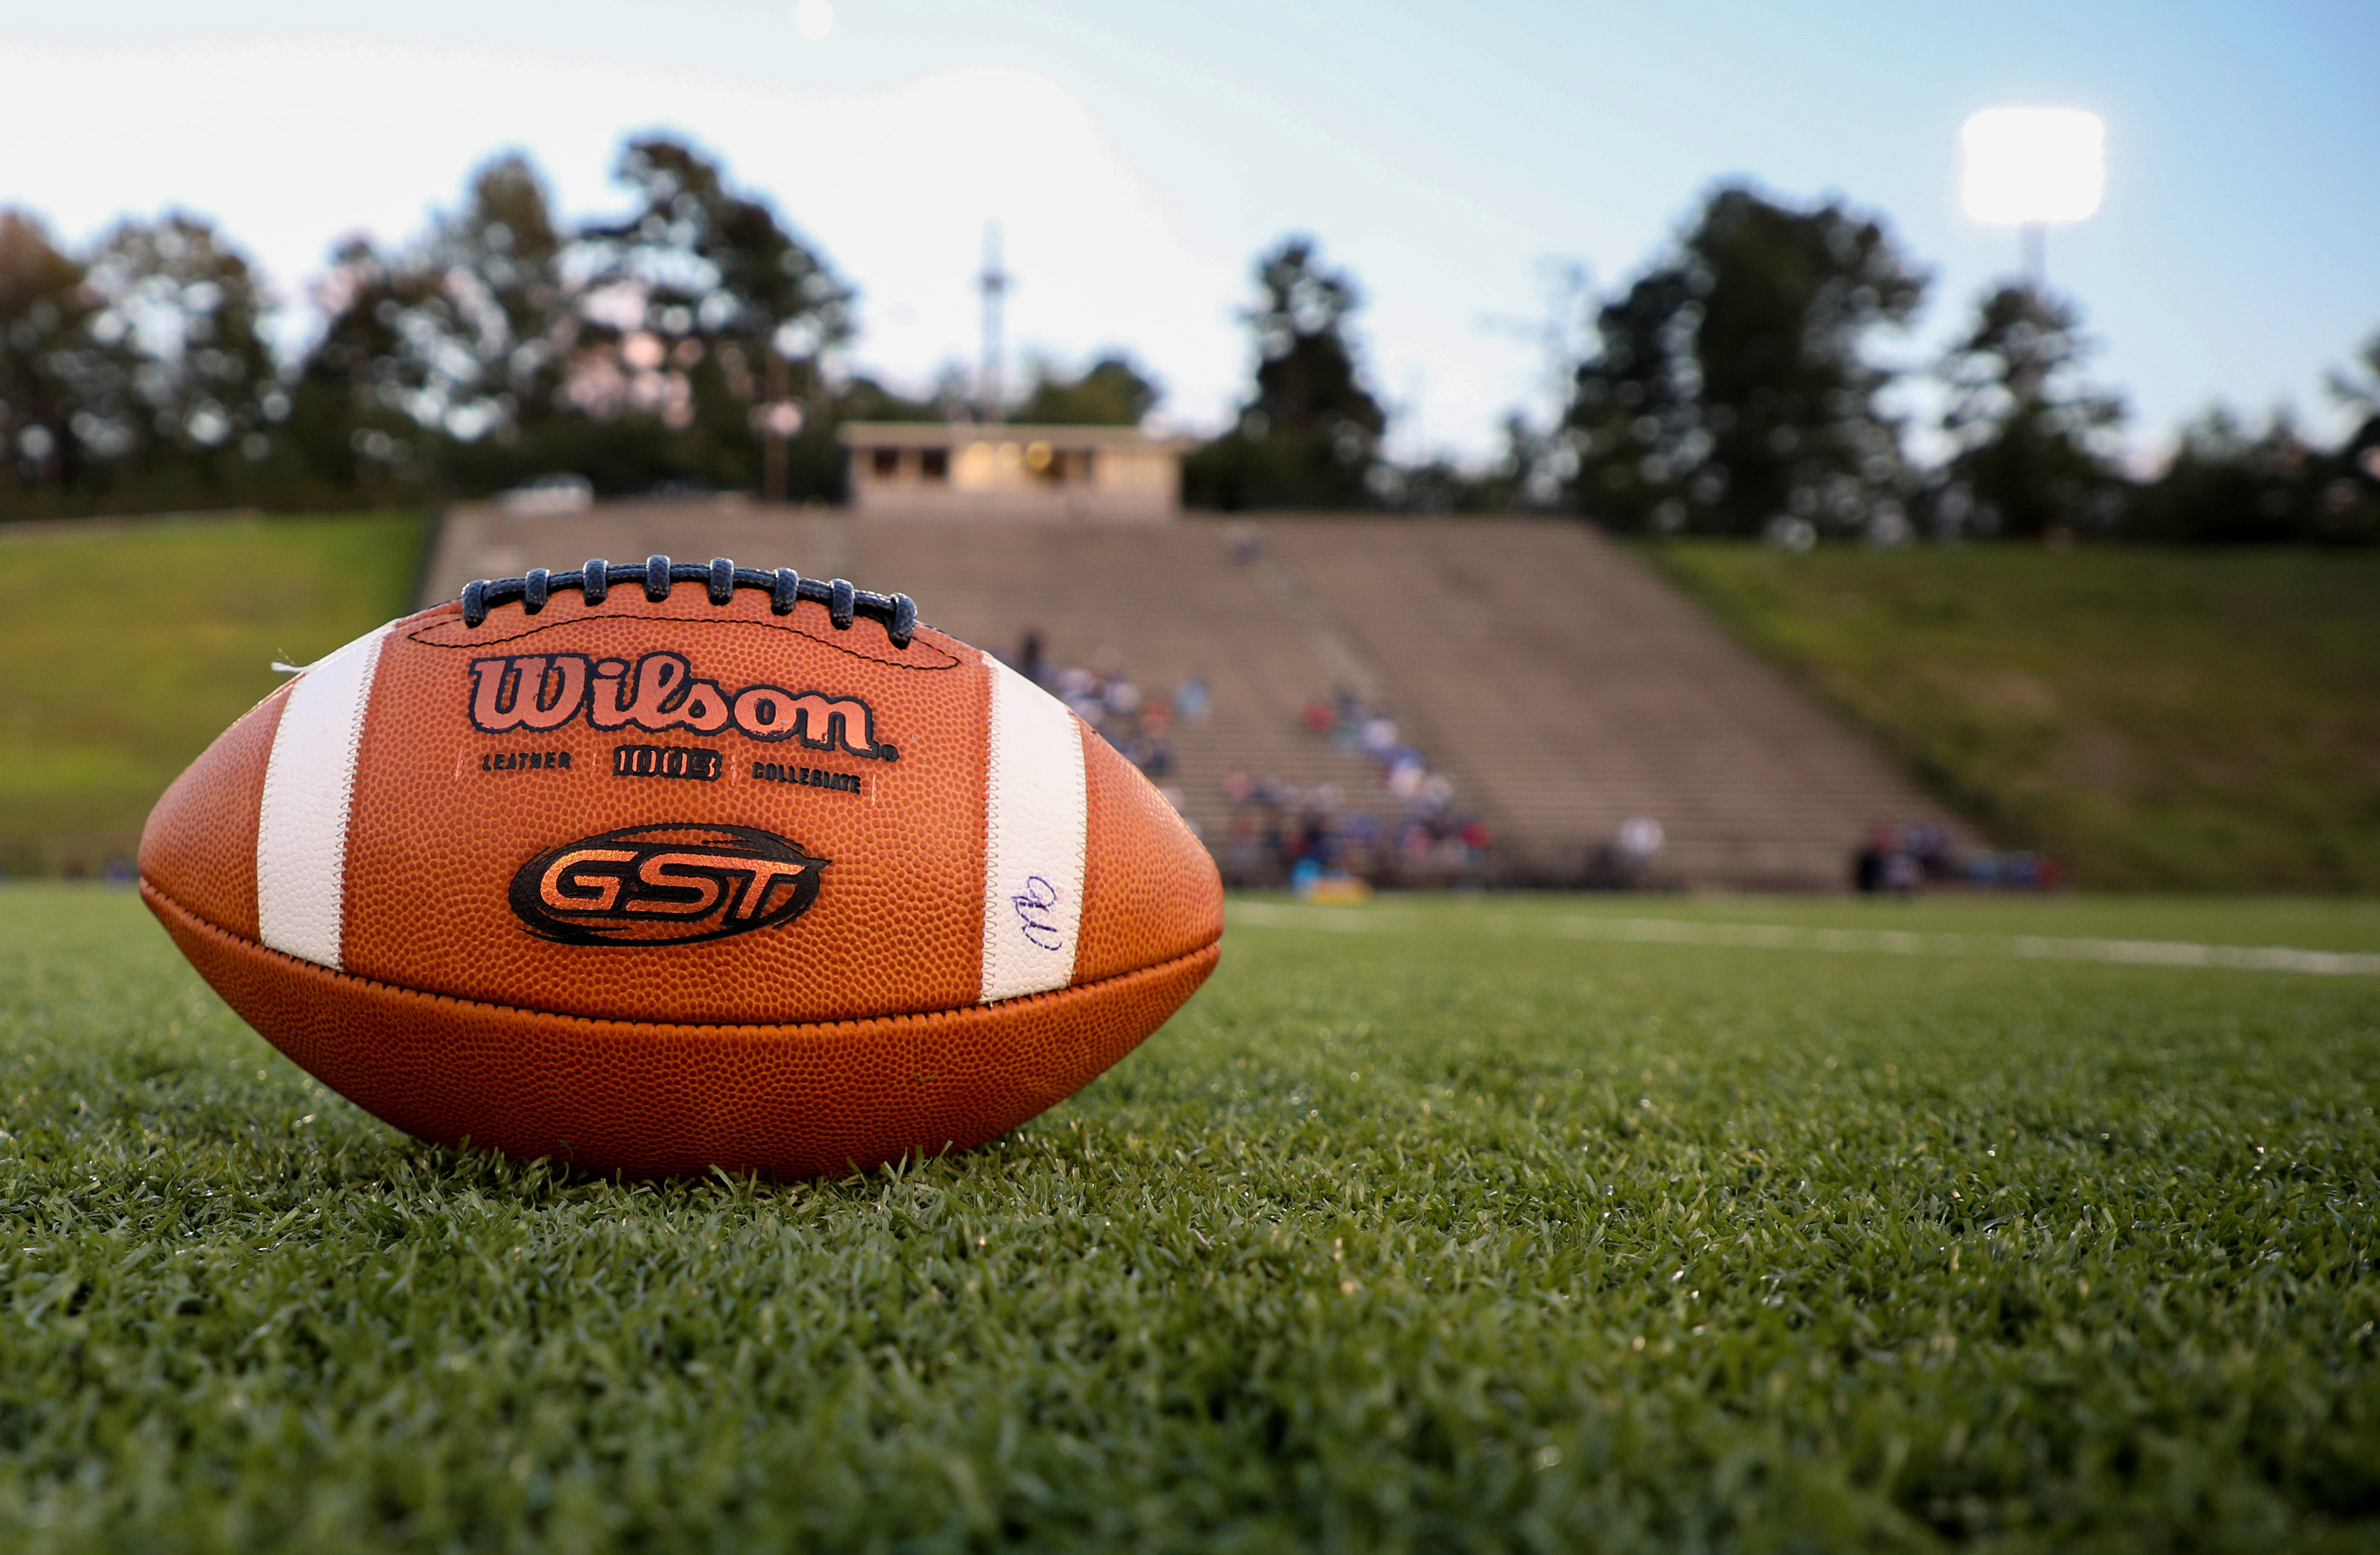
xmin=1852 ymin=823 xmax=1893 ymax=894
xmin=1611 ymin=817 xmax=1664 ymax=884
xmin=1266 ymin=685 xmax=1490 ymax=885
xmin=1019 ymin=637 xmax=1197 ymax=794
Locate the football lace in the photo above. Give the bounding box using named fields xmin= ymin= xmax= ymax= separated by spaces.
xmin=458 ymin=555 xmax=918 ymax=648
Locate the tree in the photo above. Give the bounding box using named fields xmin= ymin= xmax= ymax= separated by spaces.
xmin=81 ymin=214 xmax=282 ymax=495
xmin=569 ymin=136 xmax=853 ymax=492
xmin=2330 ymin=330 xmax=2380 ymax=486
xmin=1014 ymin=353 xmax=1159 ymax=425
xmin=1184 ymin=236 xmax=1387 ymax=510
xmin=291 ymin=155 xmax=578 ymax=491
xmin=2325 ymin=332 xmax=2380 ymax=541
xmin=1361 ymin=415 xmax=1548 ymax=514
xmin=2121 ymin=404 xmax=2380 ymax=544
xmin=426 ymin=153 xmax=571 ymax=444
xmin=0 ymin=209 xmax=101 ymax=498
xmin=2127 ymin=408 xmax=2302 ymax=543
xmin=2324 ymin=330 xmax=2380 ymax=424
xmin=287 ymin=236 xmax=446 ymax=490
xmin=2099 ymin=325 xmax=2380 ymax=546
xmin=1561 ymin=267 xmax=1700 ymax=531
xmin=279 ymin=139 xmax=863 ymax=501
xmin=1565 ymin=184 xmax=1927 ymax=536
xmin=1937 ymin=285 xmax=2125 ymax=538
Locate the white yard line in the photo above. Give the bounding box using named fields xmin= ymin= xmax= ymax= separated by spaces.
xmin=1224 ymin=901 xmax=2380 ymax=977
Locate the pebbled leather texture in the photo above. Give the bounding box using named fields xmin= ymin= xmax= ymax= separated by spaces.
xmin=1075 ymin=720 xmax=1225 ymax=985
xmin=136 ymin=580 xmax=1223 ymax=1176
xmin=350 ymin=598 xmax=989 ymax=1023
xmin=139 ymin=684 xmax=284 ymax=943
xmin=148 ymin=884 xmax=1217 ymax=1176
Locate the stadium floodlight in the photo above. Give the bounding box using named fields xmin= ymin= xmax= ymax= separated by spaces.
xmin=1962 ymin=108 xmax=2105 ymax=224
xmin=792 ymin=0 xmax=835 ymax=41
xmin=1960 ymin=107 xmax=2104 ymax=286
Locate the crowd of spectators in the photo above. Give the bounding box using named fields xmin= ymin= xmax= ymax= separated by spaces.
xmin=1217 ymin=689 xmax=1491 ymax=888
xmin=1012 ymin=632 xmax=1205 ymax=826
xmin=1008 ymin=630 xmax=2072 ymax=897
xmin=1852 ymin=821 xmax=2062 ymax=894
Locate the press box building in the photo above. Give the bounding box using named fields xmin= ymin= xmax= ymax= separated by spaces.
xmin=837 ymin=423 xmax=1193 ymax=522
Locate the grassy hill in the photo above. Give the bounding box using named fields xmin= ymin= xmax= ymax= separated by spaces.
xmin=1650 ymin=543 xmax=2380 ymax=891
xmin=0 ymin=512 xmax=426 ymax=876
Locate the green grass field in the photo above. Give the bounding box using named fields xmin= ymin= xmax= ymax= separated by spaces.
xmin=1650 ymin=543 xmax=2380 ymax=893
xmin=0 ymin=512 xmax=427 ymax=877
xmin=4 ymin=886 xmax=2375 ymax=1552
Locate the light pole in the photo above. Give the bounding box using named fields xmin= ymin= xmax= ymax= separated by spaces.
xmin=757 ymin=353 xmax=802 ymax=504
xmin=1960 ymin=107 xmax=2105 ymax=292
xmin=756 ymin=320 xmax=812 ymax=504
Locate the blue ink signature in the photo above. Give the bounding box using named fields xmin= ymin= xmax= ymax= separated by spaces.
xmin=1012 ymin=875 xmax=1064 ymax=950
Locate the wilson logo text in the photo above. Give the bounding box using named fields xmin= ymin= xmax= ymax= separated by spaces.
xmin=468 ymin=652 xmax=898 ymax=760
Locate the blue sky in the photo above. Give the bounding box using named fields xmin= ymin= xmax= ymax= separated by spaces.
xmin=5 ymin=0 xmax=2374 ymax=462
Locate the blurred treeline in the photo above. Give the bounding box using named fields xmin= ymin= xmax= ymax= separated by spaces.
xmin=1203 ymin=188 xmax=2380 ymax=539
xmin=1538 ymin=187 xmax=2380 ymax=544
xmin=0 ymin=138 xmax=1155 ymax=519
xmin=2 ymin=137 xmax=2375 ymax=539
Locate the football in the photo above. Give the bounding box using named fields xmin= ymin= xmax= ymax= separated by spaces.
xmin=138 ymin=555 xmax=1223 ymax=1177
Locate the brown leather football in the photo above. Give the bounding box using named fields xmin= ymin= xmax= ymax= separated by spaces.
xmin=139 ymin=555 xmax=1222 ymax=1176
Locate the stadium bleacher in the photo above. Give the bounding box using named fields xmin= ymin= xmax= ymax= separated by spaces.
xmin=424 ymin=501 xmax=1973 ymax=889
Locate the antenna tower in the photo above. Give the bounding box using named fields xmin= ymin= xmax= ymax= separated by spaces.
xmin=978 ymin=221 xmax=1007 ymax=424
